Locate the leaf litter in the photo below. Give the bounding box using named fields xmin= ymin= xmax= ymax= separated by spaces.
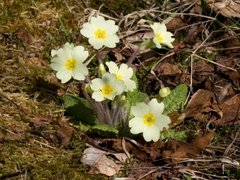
xmin=1 ymin=0 xmax=240 ymax=179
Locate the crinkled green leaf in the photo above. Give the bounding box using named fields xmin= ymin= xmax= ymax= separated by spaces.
xmin=125 ymin=90 xmax=149 ymax=109
xmin=160 ymin=84 xmax=188 ymax=114
xmin=161 ymin=129 xmax=188 ymax=141
xmin=131 ymin=74 xmax=138 ymax=89
xmin=89 ymin=124 xmax=118 ymax=137
xmin=62 ymin=94 xmax=96 ymax=125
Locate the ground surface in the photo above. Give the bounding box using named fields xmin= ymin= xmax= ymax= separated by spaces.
xmin=0 ymin=0 xmax=240 ymax=179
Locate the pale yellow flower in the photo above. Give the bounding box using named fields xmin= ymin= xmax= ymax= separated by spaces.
xmin=151 ymin=23 xmax=175 ymax=48
xmin=129 ymin=99 xmax=171 ymax=142
xmin=90 ymin=73 xmax=125 ymax=102
xmin=50 ymin=43 xmax=89 ymax=83
xmin=106 ymin=61 xmax=136 ymax=92
xmin=80 ymin=16 xmax=119 ymax=49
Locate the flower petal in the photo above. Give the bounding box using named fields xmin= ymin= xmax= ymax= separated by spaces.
xmin=92 ymin=91 xmax=105 ymax=102
xmin=72 ymin=63 xmax=89 ymax=80
xmin=89 ymin=38 xmax=104 ymax=50
xmin=72 ymin=46 xmax=89 ymax=63
xmin=106 ymin=61 xmax=118 ymax=74
xmin=131 ymin=103 xmax=149 ymax=117
xmin=90 ymin=78 xmax=104 ymax=91
xmin=129 ymin=117 xmax=145 ymax=134
xmin=148 ymin=99 xmax=164 ymax=115
xmin=143 ymin=126 xmax=160 ymax=142
xmin=103 ymin=35 xmax=119 ymax=48
xmin=155 ymin=114 xmax=171 ymax=131
xmin=124 ymin=79 xmax=136 ymax=91
xmin=119 ymin=64 xmax=133 ymax=78
xmin=56 ymin=69 xmax=72 ymax=83
xmin=113 ymin=80 xmax=125 ymax=95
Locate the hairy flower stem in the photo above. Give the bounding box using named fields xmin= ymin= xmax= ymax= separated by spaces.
xmin=103 ymin=101 xmax=113 ymax=127
xmin=111 ymin=100 xmax=126 ymax=128
xmin=82 ymin=86 xmax=106 ymax=124
xmin=82 ymin=78 xmax=107 ymax=124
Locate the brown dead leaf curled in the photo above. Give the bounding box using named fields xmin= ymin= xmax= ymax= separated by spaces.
xmin=56 ymin=126 xmax=75 ymax=146
xmin=157 ymin=63 xmax=182 ymax=76
xmin=165 ymin=16 xmax=187 ymax=31
xmin=214 ymin=95 xmax=240 ymax=126
xmin=206 ymin=0 xmax=240 ymax=18
xmin=162 ymin=131 xmax=215 ymax=162
xmin=81 ymin=146 xmax=128 ymax=176
xmin=14 ymin=28 xmax=32 ymax=44
xmin=183 ymin=89 xmax=220 ymax=122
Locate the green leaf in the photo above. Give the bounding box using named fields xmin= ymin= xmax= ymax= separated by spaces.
xmin=89 ymin=124 xmax=118 ymax=137
xmin=62 ymin=94 xmax=96 ymax=125
xmin=131 ymin=74 xmax=138 ymax=89
xmin=125 ymin=90 xmax=149 ymax=109
xmin=161 ymin=129 xmax=188 ymax=141
xmin=160 ymin=84 xmax=188 ymax=115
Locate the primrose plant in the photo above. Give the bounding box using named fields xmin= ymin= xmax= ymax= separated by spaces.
xmin=50 ymin=14 xmax=176 ymax=142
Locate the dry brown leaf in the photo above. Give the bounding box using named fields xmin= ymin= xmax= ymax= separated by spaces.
xmin=214 ymin=95 xmax=240 ymax=126
xmin=192 ymin=131 xmax=215 ymax=150
xmin=14 ymin=28 xmax=32 ymax=44
xmin=157 ymin=63 xmax=182 ymax=76
xmin=81 ymin=146 xmax=127 ymax=177
xmin=30 ymin=116 xmax=50 ymax=130
xmin=56 ymin=125 xmax=75 ymax=146
xmin=206 ymin=0 xmax=240 ymax=18
xmin=165 ymin=16 xmax=187 ymax=31
xmin=184 ymin=25 xmax=203 ymax=45
xmin=192 ymin=60 xmax=215 ymax=86
xmin=99 ymin=138 xmax=150 ymax=161
xmin=162 ymin=132 xmax=215 ymax=162
xmin=89 ymin=155 xmax=121 ymax=176
xmin=183 ymin=89 xmax=220 ymax=122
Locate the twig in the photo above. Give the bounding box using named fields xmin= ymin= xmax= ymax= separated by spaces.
xmin=193 ymin=54 xmax=237 ymax=72
xmin=189 ymin=32 xmax=213 ymax=92
xmin=224 ymin=129 xmax=240 ymax=156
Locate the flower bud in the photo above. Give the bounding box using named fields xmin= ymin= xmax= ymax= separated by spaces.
xmin=159 ymin=87 xmax=171 ymax=98
xmin=120 ymin=95 xmax=126 ymax=102
xmin=98 ymin=63 xmax=106 ymax=76
xmin=84 ymin=83 xmax=92 ymax=93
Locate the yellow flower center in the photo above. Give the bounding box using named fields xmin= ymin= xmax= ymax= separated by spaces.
xmin=143 ymin=113 xmax=156 ymax=127
xmin=101 ymin=84 xmax=113 ymax=96
xmin=115 ymin=73 xmax=122 ymax=80
xmin=94 ymin=28 xmax=107 ymax=40
xmin=156 ymin=33 xmax=164 ymax=43
xmin=65 ymin=58 xmax=77 ymax=71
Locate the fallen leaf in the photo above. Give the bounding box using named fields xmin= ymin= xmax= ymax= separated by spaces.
xmin=14 ymin=28 xmax=32 ymax=44
xmin=183 ymin=89 xmax=220 ymax=122
xmin=89 ymin=155 xmax=121 ymax=176
xmin=192 ymin=131 xmax=215 ymax=150
xmin=111 ymin=48 xmax=124 ymax=62
xmin=81 ymin=146 xmax=127 ymax=177
xmin=56 ymin=125 xmax=75 ymax=146
xmin=184 ymin=25 xmax=203 ymax=45
xmin=192 ymin=60 xmax=214 ymax=86
xmin=214 ymin=95 xmax=240 ymax=126
xmin=157 ymin=63 xmax=182 ymax=76
xmin=30 ymin=116 xmax=50 ymax=131
xmin=99 ymin=138 xmax=150 ymax=161
xmin=162 ymin=131 xmax=215 ymax=162
xmin=165 ymin=16 xmax=187 ymax=31
xmin=206 ymin=0 xmax=240 ymax=18
xmin=216 ymin=57 xmax=240 ymax=88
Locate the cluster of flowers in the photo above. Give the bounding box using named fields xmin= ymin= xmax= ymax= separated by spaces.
xmin=50 ymin=15 xmax=174 ymax=142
